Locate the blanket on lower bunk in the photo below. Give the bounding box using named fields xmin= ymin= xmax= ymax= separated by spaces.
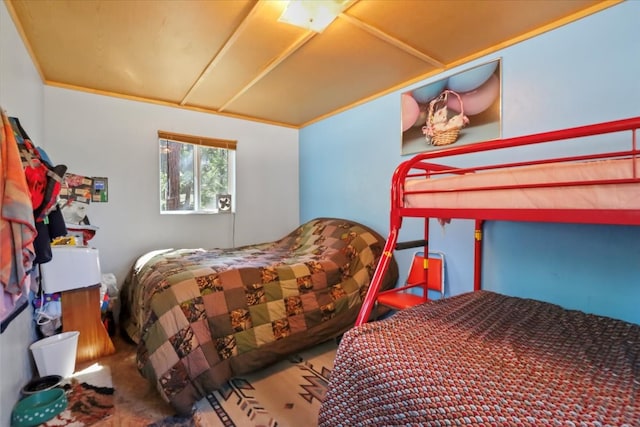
xmin=319 ymin=291 xmax=640 ymax=426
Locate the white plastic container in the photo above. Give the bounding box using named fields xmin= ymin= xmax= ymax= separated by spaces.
xmin=29 ymin=331 xmax=80 ymax=378
xmin=40 ymin=246 xmax=101 ymax=293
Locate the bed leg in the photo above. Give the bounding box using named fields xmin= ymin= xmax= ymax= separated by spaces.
xmin=474 ymin=220 xmax=484 ymax=291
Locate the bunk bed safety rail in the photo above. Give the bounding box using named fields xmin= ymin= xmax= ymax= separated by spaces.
xmin=397 ymin=116 xmax=640 ymax=224
xmin=356 ymin=116 xmax=640 ymax=326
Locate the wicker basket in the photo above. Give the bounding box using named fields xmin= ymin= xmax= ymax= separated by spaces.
xmin=422 ymin=90 xmax=468 ymax=146
xmin=431 ymin=128 xmax=461 ymax=146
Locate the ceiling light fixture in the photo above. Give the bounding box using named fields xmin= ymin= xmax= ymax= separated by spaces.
xmin=278 ymin=0 xmax=347 ymax=33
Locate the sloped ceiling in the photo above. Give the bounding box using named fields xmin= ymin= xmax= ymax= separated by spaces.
xmin=5 ymin=0 xmax=616 ymax=128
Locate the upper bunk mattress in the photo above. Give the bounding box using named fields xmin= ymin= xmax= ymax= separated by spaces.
xmin=405 ymin=157 xmax=640 ymax=210
xmin=318 ymin=291 xmax=640 ymax=426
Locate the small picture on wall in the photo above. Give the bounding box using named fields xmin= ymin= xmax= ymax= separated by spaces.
xmin=401 ymin=58 xmax=502 ymax=156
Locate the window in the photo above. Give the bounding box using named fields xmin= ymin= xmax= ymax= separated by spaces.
xmin=158 ymin=131 xmax=236 ymax=214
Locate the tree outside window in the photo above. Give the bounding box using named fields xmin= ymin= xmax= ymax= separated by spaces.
xmin=159 ymin=131 xmax=235 ymax=213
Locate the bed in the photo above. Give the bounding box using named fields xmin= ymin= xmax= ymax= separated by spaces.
xmin=119 ymin=217 xmax=398 ymax=415
xmin=318 ymin=117 xmax=640 ymax=426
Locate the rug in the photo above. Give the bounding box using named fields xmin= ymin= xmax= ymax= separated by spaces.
xmin=43 ymin=365 xmax=115 ymax=426
xmin=150 ymin=339 xmax=338 ymax=427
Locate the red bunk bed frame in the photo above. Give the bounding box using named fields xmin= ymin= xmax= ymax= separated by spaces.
xmin=356 ymin=116 xmax=640 ymax=326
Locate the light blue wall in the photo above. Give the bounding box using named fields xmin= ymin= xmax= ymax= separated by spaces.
xmin=300 ymin=2 xmax=640 ymax=324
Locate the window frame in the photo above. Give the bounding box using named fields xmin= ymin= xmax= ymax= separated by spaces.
xmin=158 ymin=130 xmax=236 ymax=214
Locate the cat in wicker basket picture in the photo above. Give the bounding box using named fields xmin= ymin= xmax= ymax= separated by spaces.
xmin=422 ymin=90 xmax=470 ymax=146
xmin=401 ymin=59 xmax=501 ymax=155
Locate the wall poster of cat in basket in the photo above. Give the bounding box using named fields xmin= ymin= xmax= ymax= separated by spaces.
xmin=401 ymin=58 xmax=502 ymax=156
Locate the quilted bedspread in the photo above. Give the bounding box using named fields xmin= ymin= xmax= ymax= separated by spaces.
xmin=319 ymin=290 xmax=640 ymax=426
xmin=120 ymin=217 xmax=397 ymax=414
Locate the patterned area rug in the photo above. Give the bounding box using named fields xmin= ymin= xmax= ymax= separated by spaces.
xmin=43 ymin=366 xmax=115 ymax=426
xmin=150 ymin=339 xmax=338 ymax=427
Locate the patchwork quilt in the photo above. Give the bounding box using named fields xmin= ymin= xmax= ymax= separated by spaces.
xmin=120 ymin=218 xmax=397 ymax=414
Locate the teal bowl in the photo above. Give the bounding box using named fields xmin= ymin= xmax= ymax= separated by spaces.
xmin=21 ymin=375 xmax=63 ymax=395
xmin=11 ymin=388 xmax=67 ymax=427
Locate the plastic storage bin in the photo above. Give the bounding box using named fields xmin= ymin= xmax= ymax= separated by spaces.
xmin=39 ymin=246 xmax=101 ymax=293
xmin=29 ymin=331 xmax=79 ymax=378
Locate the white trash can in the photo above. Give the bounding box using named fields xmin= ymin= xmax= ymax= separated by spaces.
xmin=29 ymin=331 xmax=80 ymax=378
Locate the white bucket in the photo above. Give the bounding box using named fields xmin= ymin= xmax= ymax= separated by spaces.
xmin=29 ymin=331 xmax=79 ymax=378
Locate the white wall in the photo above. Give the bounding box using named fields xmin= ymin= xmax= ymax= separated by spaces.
xmin=42 ymin=88 xmax=300 ymax=285
xmin=1 ymin=2 xmax=299 ymax=423
xmin=0 ymin=2 xmax=44 ymax=424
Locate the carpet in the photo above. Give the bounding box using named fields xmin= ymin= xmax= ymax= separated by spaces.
xmin=43 ymin=365 xmax=115 ymax=426
xmin=150 ymin=339 xmax=338 ymax=427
